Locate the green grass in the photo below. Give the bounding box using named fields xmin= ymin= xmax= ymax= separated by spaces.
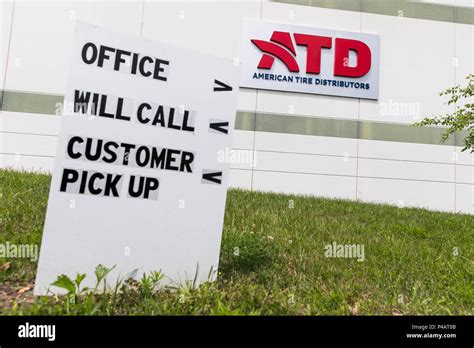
xmin=0 ymin=168 xmax=473 ymax=315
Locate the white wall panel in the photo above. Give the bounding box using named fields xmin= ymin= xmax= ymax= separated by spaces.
xmin=359 ymin=13 xmax=455 ymax=124
xmin=455 ymin=164 xmax=474 ymax=184
xmin=232 ymin=129 xmax=254 ymax=150
xmin=142 ymin=0 xmax=261 ymax=60
xmin=1 ymin=111 xmax=60 ymax=135
xmin=455 ymin=146 xmax=474 ymax=165
xmin=357 ymin=177 xmax=455 ymax=212
xmin=1 ymin=132 xmax=57 ymax=157
xmin=358 ymin=157 xmax=455 ymax=182
xmin=455 ymin=23 xmax=473 ymax=87
xmin=255 ymin=150 xmax=357 ymax=176
xmin=5 ymin=0 xmax=143 ymax=94
xmin=451 ymin=21 xmax=472 ymax=212
xmin=261 ymin=1 xmax=361 ymax=32
xmin=253 ymin=170 xmax=356 ymax=199
xmin=237 ymin=89 xmax=257 ymax=111
xmin=255 ymin=89 xmax=360 ymax=119
xmin=455 ymin=146 xmax=474 ymax=201
xmin=0 ymin=153 xmax=54 ymax=172
xmin=228 ymin=150 xmax=256 ymax=171
xmin=229 ymin=168 xmax=252 ymax=190
xmin=454 ymin=22 xmax=473 ymax=192
xmin=358 ymin=139 xmax=456 ymax=164
xmin=453 ymin=23 xmax=472 ymax=196
xmin=255 ymin=132 xmax=358 ymax=157
xmin=455 ymin=184 xmax=474 ymax=214
xmin=1 ymin=0 xmax=14 ymax=90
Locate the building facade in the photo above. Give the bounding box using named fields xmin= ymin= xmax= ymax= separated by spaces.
xmin=1 ymin=0 xmax=473 ymax=213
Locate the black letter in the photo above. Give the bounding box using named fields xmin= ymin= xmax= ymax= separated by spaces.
xmin=139 ymin=56 xmax=153 ymax=77
xmin=143 ymin=177 xmax=159 ymax=199
xmin=60 ymin=168 xmax=78 ymax=192
xmin=153 ymin=59 xmax=169 ymax=81
xmin=105 ymin=173 xmax=122 ymax=197
xmin=74 ymin=90 xmax=91 ymax=114
xmin=137 ymin=103 xmax=152 ymax=124
xmin=165 ymin=149 xmax=180 ymax=171
xmin=67 ymin=136 xmax=84 ymax=159
xmin=114 ymin=49 xmax=131 ymax=71
xmin=103 ymin=141 xmax=118 ymax=163
xmin=88 ymin=172 xmax=104 ymax=195
xmin=120 ymin=143 xmax=136 ymax=165
xmin=182 ymin=110 xmax=194 ymax=132
xmin=116 ymin=98 xmax=131 ymax=121
xmin=98 ymin=45 xmax=115 ymax=68
xmin=167 ymin=108 xmax=181 ymax=130
xmin=85 ymin=138 xmax=103 ymax=161
xmin=99 ymin=95 xmax=114 ymax=118
xmin=180 ymin=151 xmax=194 ymax=173
xmin=128 ymin=175 xmax=144 ymax=198
xmin=81 ymin=42 xmax=97 ymax=64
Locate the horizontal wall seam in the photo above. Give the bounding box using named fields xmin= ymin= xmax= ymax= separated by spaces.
xmin=0 ymin=130 xmax=59 ymax=138
xmin=252 ymin=168 xmax=464 ymax=185
xmin=228 ymin=167 xmax=253 ymax=171
xmin=252 ymin=148 xmax=473 ymax=166
xmin=3 ymin=144 xmax=474 ymax=167
xmin=0 ymin=152 xmax=55 ymax=159
xmin=1 ymin=152 xmax=468 ymax=185
xmin=271 ymin=0 xmax=474 ymax=25
xmin=0 ymin=90 xmax=469 ymax=147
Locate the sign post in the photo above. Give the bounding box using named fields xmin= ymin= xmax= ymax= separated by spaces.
xmin=34 ymin=23 xmax=239 ymax=295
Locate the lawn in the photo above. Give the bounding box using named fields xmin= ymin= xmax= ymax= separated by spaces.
xmin=0 ymin=168 xmax=472 ymax=315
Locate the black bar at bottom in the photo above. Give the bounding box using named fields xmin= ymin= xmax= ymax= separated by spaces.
xmin=0 ymin=316 xmax=472 ymax=346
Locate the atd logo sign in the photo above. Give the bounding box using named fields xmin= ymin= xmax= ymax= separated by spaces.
xmin=252 ymin=32 xmax=371 ymax=77
xmin=240 ymin=20 xmax=380 ymax=100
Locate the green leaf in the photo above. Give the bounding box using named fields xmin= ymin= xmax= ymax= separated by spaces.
xmin=51 ymin=274 xmax=76 ymax=294
xmin=415 ymin=73 xmax=474 ymax=151
xmin=74 ymin=273 xmax=87 ymax=291
xmin=94 ymin=264 xmax=116 ymax=290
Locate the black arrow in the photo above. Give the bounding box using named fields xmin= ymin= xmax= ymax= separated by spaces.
xmin=213 ymin=79 xmax=233 ymax=92
xmin=209 ymin=121 xmax=229 ymax=134
xmin=202 ymin=171 xmax=222 ymax=185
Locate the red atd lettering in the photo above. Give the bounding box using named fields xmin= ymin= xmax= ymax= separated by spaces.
xmin=252 ymin=31 xmax=299 ymax=72
xmin=252 ymin=31 xmax=372 ymax=78
xmin=294 ymin=34 xmax=332 ymax=75
xmin=333 ymin=38 xmax=372 ymax=78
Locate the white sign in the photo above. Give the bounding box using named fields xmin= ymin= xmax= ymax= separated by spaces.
xmin=240 ymin=19 xmax=380 ymax=100
xmin=34 ymin=23 xmax=239 ymax=295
